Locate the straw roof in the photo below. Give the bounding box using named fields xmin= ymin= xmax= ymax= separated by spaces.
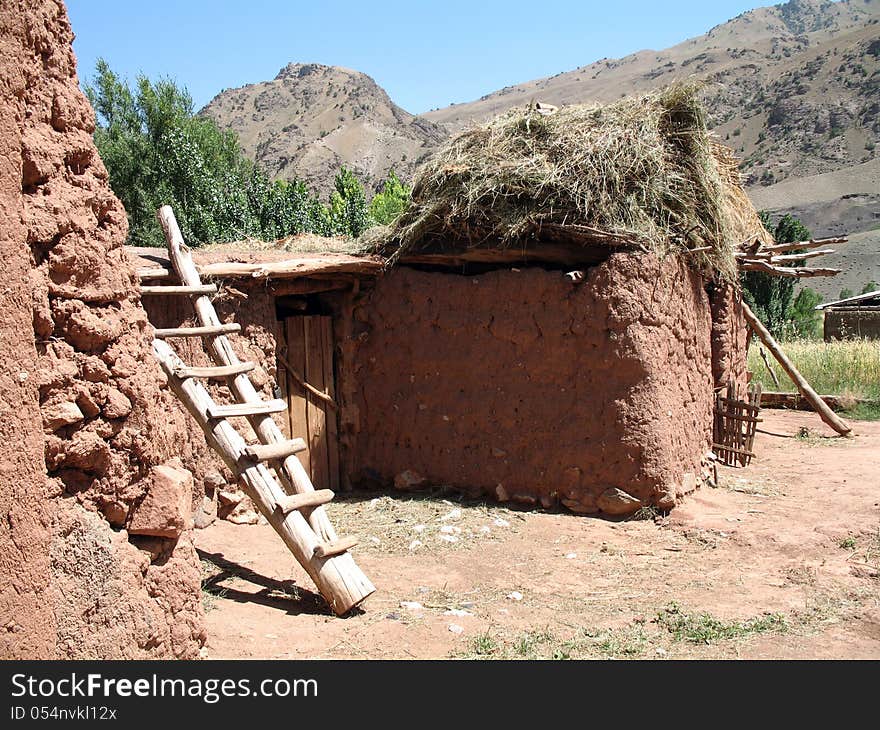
xmin=376 ymin=83 xmax=771 ymax=279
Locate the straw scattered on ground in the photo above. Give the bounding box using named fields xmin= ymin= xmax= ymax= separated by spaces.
xmin=326 ymin=491 xmax=525 ymax=556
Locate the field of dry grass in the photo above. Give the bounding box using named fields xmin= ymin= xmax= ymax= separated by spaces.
xmin=748 ymin=339 xmax=880 ymax=417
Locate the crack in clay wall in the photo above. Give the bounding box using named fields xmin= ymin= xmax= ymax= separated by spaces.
xmin=709 ymin=280 xmax=749 ymax=392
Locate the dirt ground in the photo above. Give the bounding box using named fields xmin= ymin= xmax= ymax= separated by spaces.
xmin=196 ymin=410 xmax=880 ymax=659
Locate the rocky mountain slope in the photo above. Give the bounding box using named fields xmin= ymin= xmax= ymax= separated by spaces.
xmin=201 ymin=63 xmax=444 ymax=195
xmin=424 ymin=0 xmax=880 ymax=189
xmin=750 ymin=157 xmax=880 ymax=299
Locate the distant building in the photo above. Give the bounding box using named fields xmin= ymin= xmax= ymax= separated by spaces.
xmin=816 ymin=291 xmax=880 ymax=340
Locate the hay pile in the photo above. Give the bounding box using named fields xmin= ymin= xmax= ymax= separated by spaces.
xmin=203 ymin=233 xmax=370 ymax=256
xmin=382 ymin=84 xmax=769 ymax=278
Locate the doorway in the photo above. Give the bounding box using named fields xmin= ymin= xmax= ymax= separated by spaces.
xmin=279 ymin=315 xmax=340 ymax=491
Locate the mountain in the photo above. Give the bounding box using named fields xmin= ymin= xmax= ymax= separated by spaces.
xmin=423 ymin=0 xmax=879 ymax=189
xmin=749 ymin=157 xmax=880 ymax=299
xmin=201 ymin=63 xmax=445 ymax=195
xmin=421 ymin=0 xmax=880 ymax=296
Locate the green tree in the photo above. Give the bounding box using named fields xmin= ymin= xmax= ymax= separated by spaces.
xmin=788 ymin=287 xmax=823 ymax=338
xmin=87 ymin=59 xmax=266 ymax=246
xmin=772 ymin=214 xmax=811 ymax=247
xmin=368 ymin=170 xmax=410 ymax=225
xmin=741 ymin=213 xmax=813 ymax=338
xmin=838 ymin=288 xmax=855 ymax=300
xmin=860 ymin=280 xmax=878 ymax=295
xmin=86 ymin=61 xmax=374 ymax=246
xmin=328 ymin=167 xmax=372 ymax=237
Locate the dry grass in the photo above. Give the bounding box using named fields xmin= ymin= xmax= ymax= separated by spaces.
xmin=748 ymin=339 xmax=880 ymax=403
xmin=453 ymin=603 xmax=790 ymax=659
xmin=326 ymin=491 xmax=525 ymax=556
xmin=202 ymin=233 xmax=370 ymax=256
xmin=717 ymin=473 xmax=783 ymax=498
xmin=845 ymin=528 xmax=880 ymax=578
xmin=381 ymin=83 xmax=769 ymax=279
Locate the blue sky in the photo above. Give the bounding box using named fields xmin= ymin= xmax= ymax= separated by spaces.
xmin=67 ymin=0 xmax=771 ymax=114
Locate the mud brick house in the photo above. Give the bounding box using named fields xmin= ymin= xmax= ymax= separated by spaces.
xmin=817 ymin=290 xmax=880 ymax=341
xmin=133 ymin=244 xmax=751 ymax=518
xmin=132 ymin=82 xmax=764 ymax=519
xmin=129 ymin=88 xmax=766 ymax=515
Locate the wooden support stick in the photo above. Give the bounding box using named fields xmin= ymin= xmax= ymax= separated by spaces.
xmin=761 ymin=236 xmax=848 ymax=254
xmin=711 ymin=442 xmax=755 ymax=458
xmin=173 ymin=362 xmax=256 ymax=379
xmin=758 ymin=346 xmax=780 ymax=388
xmin=314 ymin=536 xmax=359 ymax=558
xmin=740 ymin=260 xmax=841 ymax=277
xmin=138 ymin=266 xmax=174 ymax=280
xmin=156 ymin=205 xmax=374 ymax=614
xmin=769 ymin=249 xmax=836 ymax=263
xmin=207 ymin=399 xmax=287 ymax=419
xmin=141 ymin=284 xmax=218 ymax=295
xmin=243 ymin=439 xmax=307 ymax=461
xmin=742 ymin=302 xmax=851 ymax=436
xmin=277 ymin=352 xmax=338 ymax=410
xmin=138 ymin=260 xmax=382 ymax=281
xmin=154 ymin=323 xmax=241 ymax=338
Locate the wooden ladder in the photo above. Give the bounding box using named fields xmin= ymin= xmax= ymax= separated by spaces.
xmin=146 ymin=205 xmax=374 ymax=615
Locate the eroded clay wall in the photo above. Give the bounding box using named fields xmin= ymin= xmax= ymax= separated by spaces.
xmin=0 ymin=0 xmax=204 ymax=658
xmin=347 ymin=253 xmax=715 ymax=515
xmin=0 ymin=2 xmax=55 ymax=658
xmin=709 ymin=282 xmax=749 ymax=391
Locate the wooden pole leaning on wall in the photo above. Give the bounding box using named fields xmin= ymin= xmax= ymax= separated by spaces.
xmin=741 ymin=301 xmax=851 ymax=437
xmin=155 ymin=205 xmax=374 ymax=614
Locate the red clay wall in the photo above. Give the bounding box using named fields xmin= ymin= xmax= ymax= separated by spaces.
xmin=0 ymin=0 xmax=204 ymax=658
xmin=0 ymin=2 xmax=56 ymax=658
xmin=347 ymin=253 xmax=715 ymax=515
xmin=710 ymin=282 xmax=749 ymax=391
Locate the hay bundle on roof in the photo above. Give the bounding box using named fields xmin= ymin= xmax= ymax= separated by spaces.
xmin=382 ymin=83 xmax=770 ymax=279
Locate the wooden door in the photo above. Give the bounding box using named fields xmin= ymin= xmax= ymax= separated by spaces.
xmin=282 ymin=316 xmax=339 ymax=491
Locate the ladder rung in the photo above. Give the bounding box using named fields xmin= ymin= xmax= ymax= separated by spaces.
xmin=242 ymin=438 xmax=307 ymax=461
xmin=141 ymin=284 xmax=217 ymax=295
xmin=276 ymin=489 xmax=334 ymax=514
xmin=137 ymin=266 xmax=174 ymax=280
xmin=313 ymin=536 xmax=358 ymax=559
xmin=154 ymin=323 xmax=240 ymax=338
xmin=206 ymin=399 xmax=287 ymax=419
xmin=173 ymin=362 xmax=256 ymax=380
